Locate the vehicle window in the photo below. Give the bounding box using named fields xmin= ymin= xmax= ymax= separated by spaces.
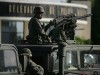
xmin=51 ymin=51 xmax=59 ymax=70
xmin=84 ymin=54 xmax=100 ymax=68
xmin=0 ymin=50 xmax=18 ymax=72
xmin=52 ymin=51 xmax=78 ymax=70
xmin=65 ymin=51 xmax=78 ymax=70
xmin=80 ymin=50 xmax=100 ymax=69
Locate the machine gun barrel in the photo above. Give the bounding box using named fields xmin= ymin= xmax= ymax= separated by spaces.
xmin=76 ymin=14 xmax=92 ymax=19
xmin=51 ymin=13 xmax=92 ymax=27
xmin=53 ymin=14 xmax=92 ymax=24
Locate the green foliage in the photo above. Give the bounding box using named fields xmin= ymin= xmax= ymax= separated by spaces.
xmin=92 ymin=0 xmax=95 ymax=7
xmin=75 ymin=37 xmax=91 ymax=45
xmin=91 ymin=0 xmax=100 ymax=45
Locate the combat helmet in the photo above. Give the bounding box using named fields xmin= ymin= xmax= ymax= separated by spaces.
xmin=20 ymin=48 xmax=32 ymax=57
xmin=33 ymin=6 xmax=44 ymax=14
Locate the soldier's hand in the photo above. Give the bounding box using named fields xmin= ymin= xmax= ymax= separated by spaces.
xmin=48 ymin=20 xmax=54 ymax=26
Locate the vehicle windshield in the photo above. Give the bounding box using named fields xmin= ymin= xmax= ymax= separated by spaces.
xmin=0 ymin=49 xmax=18 ymax=72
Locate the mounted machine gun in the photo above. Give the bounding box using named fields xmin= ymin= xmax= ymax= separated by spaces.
xmin=51 ymin=13 xmax=92 ymax=40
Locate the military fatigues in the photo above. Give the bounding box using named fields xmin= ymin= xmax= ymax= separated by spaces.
xmin=20 ymin=48 xmax=44 ymax=75
xmin=27 ymin=6 xmax=51 ymax=44
xmin=28 ymin=17 xmax=45 ymax=44
xmin=26 ymin=60 xmax=44 ymax=75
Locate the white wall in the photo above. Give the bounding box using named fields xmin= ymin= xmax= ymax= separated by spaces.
xmin=0 ymin=0 xmax=66 ymax=3
xmin=72 ymin=1 xmax=91 ymax=39
xmin=0 ymin=19 xmax=1 ymax=44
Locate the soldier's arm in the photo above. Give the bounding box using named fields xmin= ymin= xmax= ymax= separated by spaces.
xmin=29 ymin=60 xmax=44 ymax=75
xmin=44 ymin=20 xmax=54 ymax=32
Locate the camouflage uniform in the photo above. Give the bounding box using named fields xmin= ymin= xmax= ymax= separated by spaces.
xmin=20 ymin=48 xmax=44 ymax=75
xmin=27 ymin=6 xmax=51 ymax=44
xmin=28 ymin=17 xmax=44 ymax=44
xmin=26 ymin=60 xmax=44 ymax=75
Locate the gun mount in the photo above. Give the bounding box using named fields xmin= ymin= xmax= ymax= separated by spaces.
xmin=51 ymin=13 xmax=92 ymax=40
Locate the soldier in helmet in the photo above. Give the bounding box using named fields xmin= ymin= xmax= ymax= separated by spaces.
xmin=19 ymin=48 xmax=44 ymax=75
xmin=27 ymin=6 xmax=51 ymax=44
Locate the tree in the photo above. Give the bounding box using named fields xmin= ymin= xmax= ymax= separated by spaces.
xmin=91 ymin=0 xmax=100 ymax=44
xmin=75 ymin=37 xmax=91 ymax=45
xmin=67 ymin=0 xmax=71 ymax=3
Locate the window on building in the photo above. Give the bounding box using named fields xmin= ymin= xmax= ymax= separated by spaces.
xmin=1 ymin=20 xmax=24 ymax=44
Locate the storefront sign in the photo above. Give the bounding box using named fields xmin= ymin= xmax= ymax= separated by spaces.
xmin=0 ymin=2 xmax=87 ymax=20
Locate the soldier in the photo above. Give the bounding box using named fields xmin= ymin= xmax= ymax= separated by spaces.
xmin=27 ymin=6 xmax=51 ymax=44
xmin=19 ymin=48 xmax=44 ymax=75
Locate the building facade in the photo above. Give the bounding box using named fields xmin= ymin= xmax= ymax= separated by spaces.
xmin=0 ymin=0 xmax=91 ymax=44
xmin=71 ymin=0 xmax=91 ymax=40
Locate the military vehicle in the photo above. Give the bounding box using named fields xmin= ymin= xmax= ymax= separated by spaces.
xmin=16 ymin=42 xmax=100 ymax=75
xmin=1 ymin=43 xmax=100 ymax=75
xmin=16 ymin=13 xmax=100 ymax=75
xmin=1 ymin=13 xmax=100 ymax=75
